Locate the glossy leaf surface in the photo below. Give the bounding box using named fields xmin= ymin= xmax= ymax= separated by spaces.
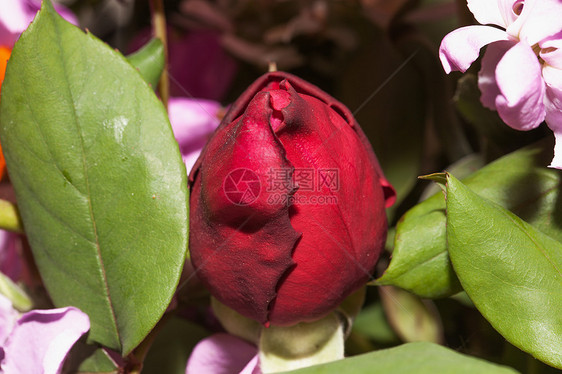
xmin=446 ymin=174 xmax=562 ymax=368
xmin=0 ymin=1 xmax=188 ymax=354
xmin=279 ymin=342 xmax=519 ymax=373
xmin=378 ymin=140 xmax=562 ymax=298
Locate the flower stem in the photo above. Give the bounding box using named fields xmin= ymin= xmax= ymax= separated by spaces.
xmin=150 ymin=0 xmax=169 ymax=109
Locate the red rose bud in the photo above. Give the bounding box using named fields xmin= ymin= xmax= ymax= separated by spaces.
xmin=189 ymin=72 xmax=396 ymax=326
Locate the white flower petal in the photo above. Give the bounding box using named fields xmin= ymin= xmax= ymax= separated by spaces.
xmin=512 ymin=0 xmax=562 ymax=45
xmin=467 ymin=0 xmax=510 ymax=28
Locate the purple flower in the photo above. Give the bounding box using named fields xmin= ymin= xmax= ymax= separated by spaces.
xmin=439 ymin=0 xmax=562 ymax=167
xmin=168 ymin=97 xmax=221 ymax=174
xmin=185 ymin=333 xmax=260 ymax=374
xmin=0 ymin=294 xmax=90 ymax=373
xmin=129 ymin=29 xmax=238 ymax=101
xmin=0 ymin=0 xmax=78 ymax=48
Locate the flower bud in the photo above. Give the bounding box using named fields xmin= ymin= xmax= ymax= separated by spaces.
xmin=189 ymin=72 xmax=395 ymax=326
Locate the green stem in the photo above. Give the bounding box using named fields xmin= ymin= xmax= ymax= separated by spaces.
xmin=150 ymin=0 xmax=169 ymax=109
xmin=0 ymin=199 xmax=23 ymax=233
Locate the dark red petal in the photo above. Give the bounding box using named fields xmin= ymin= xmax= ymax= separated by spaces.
xmin=189 ymin=92 xmax=300 ymax=324
xmin=265 ymin=81 xmax=388 ymax=325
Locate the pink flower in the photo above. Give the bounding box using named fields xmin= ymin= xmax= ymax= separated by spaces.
xmin=0 ymin=0 xmax=78 ymax=48
xmin=439 ymin=0 xmax=562 ymax=167
xmin=185 ymin=334 xmax=260 ymax=374
xmin=0 ymin=294 xmax=90 ymax=373
xmin=167 ymin=97 xmax=221 ymax=174
xmin=129 ymin=29 xmax=238 ymax=101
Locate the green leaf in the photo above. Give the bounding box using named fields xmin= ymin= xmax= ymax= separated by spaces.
xmin=66 ymin=343 xmax=120 ymax=374
xmin=446 ymin=174 xmax=562 ymax=369
xmin=279 ymin=342 xmax=519 ymax=374
xmin=419 ymin=154 xmax=484 ymax=200
xmin=378 ymin=139 xmax=561 ymax=298
xmin=77 ymin=350 xmax=119 ymax=374
xmin=126 ymin=38 xmax=165 ymax=89
xmin=0 ymin=1 xmax=188 ymax=355
xmin=376 ymin=192 xmax=461 ymax=298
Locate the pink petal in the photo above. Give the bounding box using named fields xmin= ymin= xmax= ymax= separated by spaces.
xmin=439 ymin=25 xmax=509 ymax=73
xmin=239 ymin=355 xmax=261 ymax=374
xmin=478 ymin=40 xmax=516 ymax=110
xmin=167 ymin=97 xmax=221 ymax=173
xmin=0 ymin=0 xmax=79 ymax=48
xmin=467 ymin=0 xmax=512 ymax=28
xmin=540 ymin=32 xmax=562 ymax=69
xmin=512 ymin=0 xmax=562 ymax=45
xmin=0 ymin=0 xmax=30 ymax=46
xmin=494 ymin=41 xmax=545 ymax=130
xmin=0 ymin=294 xmax=18 ymax=345
xmin=1 ymin=307 xmax=90 ymax=374
xmin=185 ymin=334 xmax=258 ymax=374
xmin=543 ymin=67 xmax=562 ymax=168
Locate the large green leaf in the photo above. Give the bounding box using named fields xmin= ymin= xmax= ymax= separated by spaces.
xmin=280 ymin=342 xmax=519 ymax=374
xmin=446 ymin=174 xmax=562 ymax=369
xmin=0 ymin=1 xmax=188 ymax=355
xmin=377 ymin=140 xmax=562 ymax=298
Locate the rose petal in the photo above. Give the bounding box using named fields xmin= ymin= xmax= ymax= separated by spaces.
xmin=512 ymin=0 xmax=562 ymax=45
xmin=168 ymin=97 xmax=221 ymax=173
xmin=478 ymin=40 xmax=516 ymax=110
xmin=189 ymin=90 xmax=300 ymax=324
xmin=439 ymin=25 xmax=509 ymax=73
xmin=494 ymin=41 xmax=545 ymax=130
xmin=467 ymin=0 xmax=512 ymax=28
xmin=1 ymin=307 xmax=90 ymax=374
xmin=185 ymin=334 xmax=258 ymax=374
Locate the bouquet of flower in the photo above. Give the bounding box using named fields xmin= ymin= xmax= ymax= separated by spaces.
xmin=0 ymin=0 xmax=560 ymax=373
